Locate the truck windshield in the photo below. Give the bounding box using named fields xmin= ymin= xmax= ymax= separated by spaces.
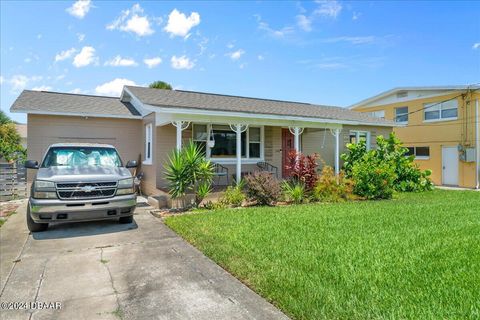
xmin=41 ymin=147 xmax=123 ymax=168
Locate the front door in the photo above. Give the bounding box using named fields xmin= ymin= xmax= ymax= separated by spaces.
xmin=282 ymin=129 xmax=295 ymax=177
xmin=442 ymin=146 xmax=459 ymax=186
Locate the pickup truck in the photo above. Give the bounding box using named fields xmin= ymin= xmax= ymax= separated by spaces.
xmin=24 ymin=143 xmax=137 ymax=232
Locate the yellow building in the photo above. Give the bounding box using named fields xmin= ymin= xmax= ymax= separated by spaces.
xmin=350 ymin=86 xmax=480 ymax=189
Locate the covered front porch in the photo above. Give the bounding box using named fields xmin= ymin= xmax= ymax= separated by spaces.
xmin=154 ymin=110 xmax=346 ymax=187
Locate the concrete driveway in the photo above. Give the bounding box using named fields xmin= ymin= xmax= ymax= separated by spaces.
xmin=0 ymin=200 xmax=288 ymax=320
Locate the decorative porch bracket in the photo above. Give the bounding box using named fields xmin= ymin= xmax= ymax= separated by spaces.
xmin=229 ymin=124 xmax=249 ymax=185
xmin=288 ymin=126 xmax=304 ymax=153
xmin=172 ymin=121 xmax=190 ymax=151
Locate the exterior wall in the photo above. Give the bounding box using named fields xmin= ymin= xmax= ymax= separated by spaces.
xmin=26 ymin=114 xmax=142 ymax=184
xmin=302 ymin=125 xmax=392 ymax=170
xmin=352 ymin=92 xmax=480 ymax=188
xmin=140 ymin=113 xmax=159 ymax=196
xmin=155 ymin=124 xmax=176 ymax=190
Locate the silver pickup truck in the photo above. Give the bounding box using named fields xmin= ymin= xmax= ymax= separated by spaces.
xmin=25 ymin=143 xmax=137 ymax=232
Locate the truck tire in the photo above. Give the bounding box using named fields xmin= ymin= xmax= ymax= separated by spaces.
xmin=119 ymin=215 xmax=133 ymax=224
xmin=26 ymin=206 xmax=48 ymax=232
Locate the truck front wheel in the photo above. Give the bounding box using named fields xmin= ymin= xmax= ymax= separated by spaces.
xmin=119 ymin=215 xmax=133 ymax=224
xmin=26 ymin=206 xmax=48 ymax=232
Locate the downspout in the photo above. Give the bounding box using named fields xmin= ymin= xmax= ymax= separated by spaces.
xmin=474 ymin=97 xmax=479 ymax=189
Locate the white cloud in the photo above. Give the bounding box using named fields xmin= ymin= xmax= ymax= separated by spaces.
xmin=7 ymin=75 xmax=42 ymax=92
xmin=315 ymin=62 xmax=347 ymax=69
xmin=69 ymin=88 xmax=87 ymax=94
xmin=314 ymin=0 xmax=342 ymax=18
xmin=255 ymin=15 xmax=294 ymax=38
xmin=473 ymin=43 xmax=480 ymax=49
xmin=226 ymin=43 xmax=235 ymax=49
xmin=73 ymin=46 xmax=97 ymax=67
xmin=107 ymin=4 xmax=154 ymax=37
xmin=55 ymin=48 xmax=77 ymax=62
xmin=77 ymin=33 xmax=85 ymax=42
xmin=164 ymin=9 xmax=200 ymax=38
xmin=258 ymin=55 xmax=264 ymax=61
xmin=0 ymin=76 xmax=4 ymax=85
xmin=104 ymin=55 xmax=138 ymax=67
xmin=171 ymin=55 xmax=194 ymax=70
xmin=95 ymin=78 xmax=136 ymax=96
xmin=32 ymin=85 xmax=53 ymax=91
xmin=143 ymin=57 xmax=162 ymax=68
xmin=352 ymin=12 xmax=361 ymax=20
xmin=66 ymin=0 xmax=92 ymax=19
xmin=296 ymin=14 xmax=312 ymax=32
xmin=227 ymin=49 xmax=245 ymax=60
xmin=37 ymin=34 xmax=42 ymax=39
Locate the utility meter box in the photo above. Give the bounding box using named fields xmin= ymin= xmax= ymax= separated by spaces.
xmin=461 ymin=148 xmax=476 ymax=162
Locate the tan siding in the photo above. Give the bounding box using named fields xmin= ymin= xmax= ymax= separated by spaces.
xmin=140 ymin=113 xmax=158 ymax=196
xmin=155 ymin=124 xmax=176 ymax=189
xmin=264 ymin=126 xmax=283 ymax=178
xmin=27 ymin=114 xmax=142 ymax=184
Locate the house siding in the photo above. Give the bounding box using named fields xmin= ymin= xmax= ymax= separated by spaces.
xmin=140 ymin=113 xmax=159 ymax=196
xmin=26 ymin=114 xmax=142 ymax=187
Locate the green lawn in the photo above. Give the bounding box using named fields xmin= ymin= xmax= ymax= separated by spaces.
xmin=165 ymin=190 xmax=480 ymax=320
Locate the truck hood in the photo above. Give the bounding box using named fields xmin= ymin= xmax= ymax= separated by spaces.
xmin=36 ymin=166 xmax=132 ymax=183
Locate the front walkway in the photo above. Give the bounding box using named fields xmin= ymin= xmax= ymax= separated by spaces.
xmin=0 ymin=200 xmax=288 ymax=320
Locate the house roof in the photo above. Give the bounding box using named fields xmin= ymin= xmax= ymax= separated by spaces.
xmin=10 ymin=90 xmax=141 ymax=118
xmin=125 ymin=86 xmax=392 ymax=125
xmin=349 ymin=85 xmax=480 ymax=109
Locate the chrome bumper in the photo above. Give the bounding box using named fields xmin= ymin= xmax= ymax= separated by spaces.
xmin=29 ymin=194 xmax=136 ymax=223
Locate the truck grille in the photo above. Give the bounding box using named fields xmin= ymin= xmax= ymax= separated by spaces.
xmin=56 ymin=181 xmax=117 ymax=200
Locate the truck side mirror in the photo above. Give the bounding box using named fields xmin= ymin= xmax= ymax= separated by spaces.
xmin=126 ymin=160 xmax=137 ymax=168
xmin=25 ymin=160 xmax=39 ymax=169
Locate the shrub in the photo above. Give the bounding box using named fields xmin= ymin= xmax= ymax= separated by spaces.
xmin=244 ymin=172 xmax=282 ymax=206
xmin=284 ymin=151 xmax=319 ymax=192
xmin=219 ymin=181 xmax=246 ymax=207
xmin=312 ymin=166 xmax=355 ymax=202
xmin=282 ymin=181 xmax=306 ymax=204
xmin=351 ymin=153 xmax=397 ymax=200
xmin=165 ymin=141 xmax=213 ymax=207
xmin=341 ymin=133 xmax=433 ymax=193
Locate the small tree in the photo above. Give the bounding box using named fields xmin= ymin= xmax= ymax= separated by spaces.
xmin=0 ymin=111 xmax=26 ymax=162
xmin=284 ymin=151 xmax=319 ymax=192
xmin=149 ymin=81 xmax=173 ymax=90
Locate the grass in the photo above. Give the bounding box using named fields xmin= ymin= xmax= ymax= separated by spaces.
xmin=165 ymin=190 xmax=480 ymax=320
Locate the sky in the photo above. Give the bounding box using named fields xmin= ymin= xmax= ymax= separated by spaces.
xmin=1 ymin=0 xmax=479 ymax=123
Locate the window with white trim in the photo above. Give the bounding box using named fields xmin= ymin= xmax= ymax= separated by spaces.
xmin=395 ymin=106 xmax=409 ymax=123
xmin=406 ymin=146 xmax=430 ymax=159
xmin=144 ymin=123 xmax=152 ymax=164
xmin=349 ymin=131 xmax=371 ymax=149
xmin=192 ymin=124 xmax=263 ymax=161
xmin=370 ymin=110 xmax=385 ymax=119
xmin=424 ymin=99 xmax=458 ymax=121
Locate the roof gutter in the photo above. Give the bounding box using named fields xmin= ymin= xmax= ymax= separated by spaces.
xmin=143 ymin=104 xmax=397 ymax=128
xmin=9 ymin=109 xmax=143 ymax=120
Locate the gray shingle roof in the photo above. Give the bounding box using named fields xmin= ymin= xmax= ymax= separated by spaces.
xmin=10 ymin=90 xmax=141 ymax=117
xmin=125 ymin=86 xmax=392 ymax=125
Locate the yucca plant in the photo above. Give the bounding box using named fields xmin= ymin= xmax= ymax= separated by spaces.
xmin=165 ymin=141 xmax=214 ymax=207
xmin=282 ymin=181 xmax=306 ymax=204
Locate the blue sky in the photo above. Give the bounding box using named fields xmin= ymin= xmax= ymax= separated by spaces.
xmin=1 ymin=0 xmax=479 ymax=123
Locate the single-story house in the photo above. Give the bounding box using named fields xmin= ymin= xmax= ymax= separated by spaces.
xmin=10 ymin=86 xmax=394 ymax=196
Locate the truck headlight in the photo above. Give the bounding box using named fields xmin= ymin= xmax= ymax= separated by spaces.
xmin=117 ymin=178 xmax=134 ymax=195
xmin=33 ymin=180 xmax=57 ymax=199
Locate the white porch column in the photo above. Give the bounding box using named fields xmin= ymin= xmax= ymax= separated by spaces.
xmin=172 ymin=121 xmax=190 ymax=151
xmin=230 ymin=124 xmax=248 ymax=185
xmin=334 ymin=128 xmax=341 ymax=175
xmin=289 ymin=126 xmax=304 ymax=154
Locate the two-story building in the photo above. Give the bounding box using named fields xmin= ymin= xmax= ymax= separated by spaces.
xmin=350 ymin=86 xmax=480 ymax=189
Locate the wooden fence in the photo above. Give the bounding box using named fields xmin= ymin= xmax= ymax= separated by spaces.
xmin=0 ymin=161 xmax=27 ymax=201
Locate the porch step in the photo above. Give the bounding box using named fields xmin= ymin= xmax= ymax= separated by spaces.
xmin=147 ymin=195 xmax=170 ymax=209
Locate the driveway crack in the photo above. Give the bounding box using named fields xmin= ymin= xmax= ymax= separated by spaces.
xmin=0 ymin=231 xmax=30 ymax=298
xmin=28 ymin=258 xmax=49 ymax=320
xmin=100 ymin=248 xmax=123 ymax=319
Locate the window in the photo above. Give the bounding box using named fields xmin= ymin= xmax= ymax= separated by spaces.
xmin=192 ymin=124 xmax=263 ymax=160
xmin=424 ymin=99 xmax=458 ymax=121
xmin=349 ymin=131 xmax=371 ymax=149
xmin=370 ymin=110 xmax=385 ymax=119
xmin=42 ymin=147 xmax=122 ymax=168
xmin=406 ymin=146 xmax=430 ymax=159
xmin=144 ymin=123 xmax=152 ymax=164
xmin=395 ymin=106 xmax=409 ymax=123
